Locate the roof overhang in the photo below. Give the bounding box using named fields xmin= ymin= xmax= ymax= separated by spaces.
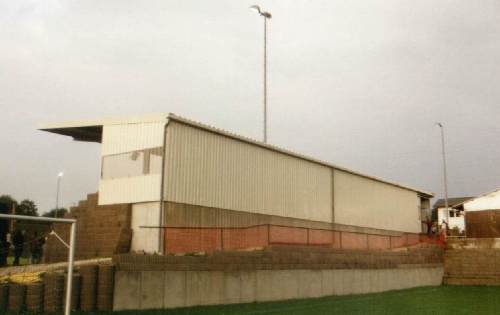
xmin=39 ymin=114 xmax=169 ymax=143
xmin=39 ymin=112 xmax=434 ymax=198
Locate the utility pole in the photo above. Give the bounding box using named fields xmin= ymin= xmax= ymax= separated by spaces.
xmin=250 ymin=5 xmax=272 ymax=143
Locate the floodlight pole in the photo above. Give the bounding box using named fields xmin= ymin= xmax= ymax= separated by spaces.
xmin=436 ymin=123 xmax=450 ymax=227
xmin=250 ymin=5 xmax=272 ymax=143
xmin=55 ymin=172 xmax=64 ymax=218
xmin=0 ymin=214 xmax=76 ymax=315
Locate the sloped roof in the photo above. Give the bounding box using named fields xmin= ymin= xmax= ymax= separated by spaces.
xmin=40 ymin=113 xmax=434 ymax=198
xmin=433 ymin=197 xmax=474 ymax=209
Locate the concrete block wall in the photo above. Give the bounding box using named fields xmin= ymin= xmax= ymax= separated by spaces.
xmin=44 ymin=193 xmax=132 ymax=263
xmin=113 ymin=267 xmax=444 ymax=310
xmin=444 ymin=238 xmax=500 ymax=285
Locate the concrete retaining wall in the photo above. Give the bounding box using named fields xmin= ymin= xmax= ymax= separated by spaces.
xmin=113 ymin=266 xmax=443 ymax=310
xmin=445 ymin=238 xmax=500 ymax=285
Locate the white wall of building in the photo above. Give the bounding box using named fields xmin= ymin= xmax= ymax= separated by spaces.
xmin=130 ymin=202 xmax=161 ymax=253
xmin=99 ymin=121 xmax=166 ymax=205
xmin=464 ymin=189 xmax=500 ymax=212
xmin=437 ymin=207 xmax=465 ymax=231
xmin=333 ymin=170 xmax=421 ymax=233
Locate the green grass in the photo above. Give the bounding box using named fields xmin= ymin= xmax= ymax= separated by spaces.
xmin=5 ymin=286 xmax=500 ymax=315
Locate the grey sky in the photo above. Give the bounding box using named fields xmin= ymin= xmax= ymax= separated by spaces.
xmin=1 ymin=0 xmax=499 ymax=213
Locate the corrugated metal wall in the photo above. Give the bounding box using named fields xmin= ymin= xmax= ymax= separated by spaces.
xmin=164 ymin=122 xmax=333 ymax=223
xmin=333 ymin=169 xmax=420 ymax=233
xmin=99 ymin=122 xmax=165 ymax=205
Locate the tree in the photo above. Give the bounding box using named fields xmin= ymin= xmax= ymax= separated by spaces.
xmin=16 ymin=199 xmax=39 ymax=217
xmin=42 ymin=208 xmax=68 ymax=218
xmin=0 ymin=195 xmax=17 ymax=212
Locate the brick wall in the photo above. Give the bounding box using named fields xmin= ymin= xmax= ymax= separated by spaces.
xmin=44 ymin=193 xmax=132 ymax=263
xmin=164 ymin=224 xmax=428 ymax=254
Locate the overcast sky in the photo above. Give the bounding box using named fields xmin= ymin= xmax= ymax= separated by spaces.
xmin=1 ymin=0 xmax=499 ymax=213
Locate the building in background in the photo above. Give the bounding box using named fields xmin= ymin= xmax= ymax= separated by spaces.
xmin=463 ymin=188 xmax=500 ymax=238
xmin=432 ymin=197 xmax=473 ymax=233
xmin=40 ymin=113 xmax=434 ymax=255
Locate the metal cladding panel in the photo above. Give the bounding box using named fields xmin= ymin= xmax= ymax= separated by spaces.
xmin=101 ymin=122 xmax=165 ymax=156
xmin=333 ymin=169 xmax=420 ymax=233
xmin=164 ymin=122 xmax=333 ymax=223
xmin=98 ymin=174 xmax=162 ymax=205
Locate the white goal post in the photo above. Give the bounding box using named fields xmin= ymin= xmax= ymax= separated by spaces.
xmin=0 ymin=214 xmax=76 ymax=315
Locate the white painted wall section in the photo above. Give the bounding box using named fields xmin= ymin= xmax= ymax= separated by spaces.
xmin=98 ymin=122 xmax=165 ymax=205
xmin=131 ymin=202 xmax=161 ymax=253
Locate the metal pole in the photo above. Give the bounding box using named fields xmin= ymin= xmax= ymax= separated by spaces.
xmin=55 ymin=175 xmax=62 ymax=218
xmin=437 ymin=123 xmax=450 ymax=227
xmin=263 ymin=16 xmax=268 ymax=143
xmin=64 ymin=222 xmax=76 ymax=315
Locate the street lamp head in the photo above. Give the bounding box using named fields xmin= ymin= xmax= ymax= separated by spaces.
xmin=250 ymin=5 xmax=262 ymax=14
xmin=436 ymin=122 xmax=443 ymax=128
xmin=58 ymin=172 xmax=64 ymax=178
xmin=250 ymin=5 xmax=272 ymax=18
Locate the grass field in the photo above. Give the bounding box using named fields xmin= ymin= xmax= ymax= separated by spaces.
xmin=64 ymin=285 xmax=499 ymax=315
xmin=3 ymin=285 xmax=499 ymax=314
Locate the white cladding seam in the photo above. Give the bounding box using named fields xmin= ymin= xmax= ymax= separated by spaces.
xmin=164 ymin=121 xmax=333 ymax=223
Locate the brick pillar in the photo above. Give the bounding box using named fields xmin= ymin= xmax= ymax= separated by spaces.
xmin=80 ymin=265 xmax=98 ymax=311
xmin=43 ymin=272 xmax=65 ymax=313
xmin=0 ymin=284 xmax=8 ymax=310
xmin=97 ymin=264 xmax=115 ymax=311
xmin=25 ymin=283 xmax=44 ymax=313
xmin=8 ymin=284 xmax=26 ymax=312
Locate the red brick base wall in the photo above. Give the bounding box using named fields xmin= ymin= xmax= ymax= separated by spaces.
xmin=164 ymin=224 xmax=425 ymax=254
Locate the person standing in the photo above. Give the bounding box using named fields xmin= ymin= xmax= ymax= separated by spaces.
xmin=12 ymin=230 xmax=24 ymax=266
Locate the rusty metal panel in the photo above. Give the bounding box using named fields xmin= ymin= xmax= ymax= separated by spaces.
xmin=466 ymin=210 xmax=500 ymax=238
xmin=333 ymin=169 xmax=420 ymax=233
xmin=164 ymin=121 xmax=333 ymax=223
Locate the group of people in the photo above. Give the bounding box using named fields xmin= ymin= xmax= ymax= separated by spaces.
xmin=0 ymin=230 xmax=45 ymax=267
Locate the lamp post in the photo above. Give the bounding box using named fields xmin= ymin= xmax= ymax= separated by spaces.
xmin=250 ymin=5 xmax=272 ymax=143
xmin=436 ymin=123 xmax=449 ymax=228
xmin=55 ymin=172 xmax=64 ymax=218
